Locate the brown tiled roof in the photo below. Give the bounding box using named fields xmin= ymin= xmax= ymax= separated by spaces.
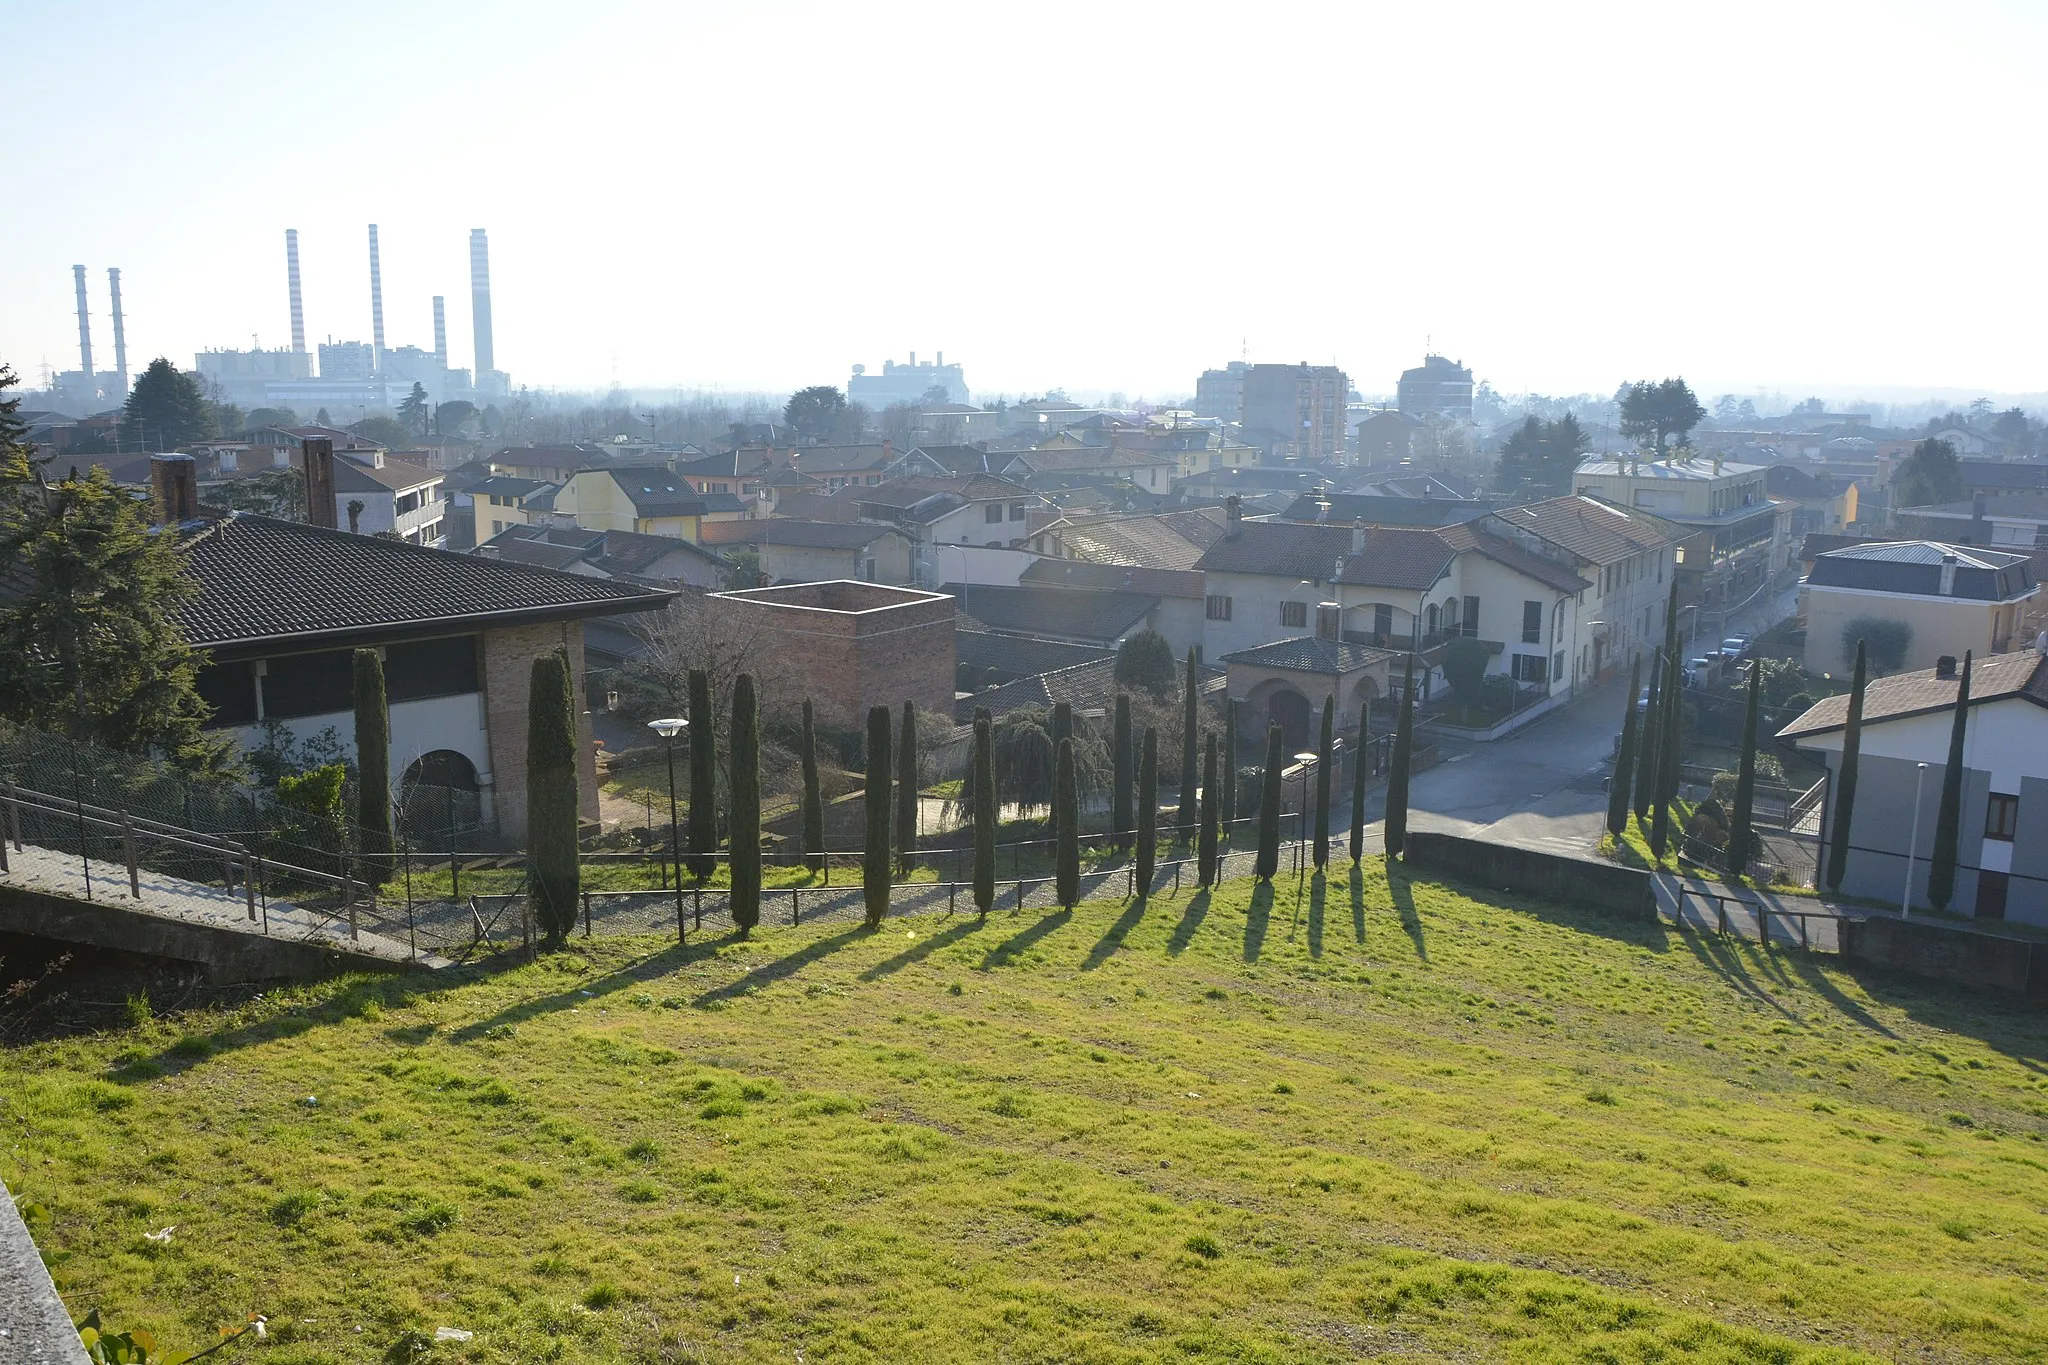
xmin=1777 ymin=650 xmax=2048 ymax=739
xmin=951 ymin=584 xmax=1159 ymax=643
xmin=1053 ymin=509 xmax=1227 ymax=570
xmin=1194 ymin=521 xmax=1354 ymax=579
xmin=1019 ymin=558 xmax=1204 ymax=598
xmin=1334 ymin=527 xmax=1459 ymax=591
xmin=958 ymin=657 xmax=1120 ymax=722
xmin=1484 ymin=495 xmax=1681 ymax=565
xmin=1435 ymin=523 xmax=1594 ymax=595
xmin=698 ymin=519 xmax=903 ymax=550
xmin=334 ymin=455 xmax=441 ymax=493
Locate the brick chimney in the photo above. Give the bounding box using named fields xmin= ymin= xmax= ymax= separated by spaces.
xmin=1936 ymin=655 xmax=1957 ymax=679
xmin=302 ymin=437 xmax=338 ymax=528
xmin=149 ymin=453 xmax=198 ymax=524
xmin=1351 ymin=518 xmax=1367 ymax=555
xmin=1225 ymin=494 xmax=1242 ymax=538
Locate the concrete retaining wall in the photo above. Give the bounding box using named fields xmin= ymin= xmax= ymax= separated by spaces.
xmin=1402 ymin=831 xmax=1655 ymax=918
xmin=0 ymin=1178 xmax=88 ymax=1363
xmin=1839 ymin=916 xmax=2048 ymax=999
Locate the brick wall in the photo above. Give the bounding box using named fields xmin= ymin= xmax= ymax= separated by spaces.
xmin=481 ymin=620 xmax=600 ymax=841
xmin=710 ymin=585 xmax=955 ymax=732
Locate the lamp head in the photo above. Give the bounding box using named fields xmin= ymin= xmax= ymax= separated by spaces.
xmin=648 ymin=717 xmax=688 ymax=739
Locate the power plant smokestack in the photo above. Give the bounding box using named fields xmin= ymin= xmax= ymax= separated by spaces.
xmin=72 ymin=264 xmax=94 ymax=379
xmin=469 ymin=229 xmax=495 ymax=386
xmin=107 ymin=267 xmax=129 ymax=395
xmin=367 ymin=223 xmax=386 ymax=368
xmin=285 ymin=229 xmax=306 ymax=354
xmin=432 ymin=295 xmax=447 ymax=364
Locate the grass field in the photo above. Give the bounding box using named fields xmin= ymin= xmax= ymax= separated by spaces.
xmin=6 ymin=863 xmax=2047 ymax=1363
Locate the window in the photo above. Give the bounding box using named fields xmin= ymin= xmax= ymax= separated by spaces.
xmin=1553 ymin=599 xmax=1565 ymax=643
xmin=1009 ymin=501 xmax=1026 ymax=520
xmin=1522 ymin=600 xmax=1542 ymax=644
xmin=985 ymin=503 xmax=1004 ymax=523
xmin=1462 ymin=595 xmax=1479 ymax=637
xmin=1985 ymin=793 xmax=2019 ymax=841
xmin=1281 ymin=600 xmax=1307 ymax=628
xmin=1511 ymin=653 xmax=1548 ymax=683
xmin=1374 ymin=603 xmax=1393 ymax=638
xmin=1206 ymin=594 xmax=1233 ymax=621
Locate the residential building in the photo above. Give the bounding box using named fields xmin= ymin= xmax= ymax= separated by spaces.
xmin=697 ymin=519 xmax=916 ymax=585
xmin=945 ymin=583 xmax=1164 ymax=652
xmin=1016 ymin=559 xmax=1207 ymax=659
xmin=1355 ymin=409 xmax=1420 ymax=463
xmin=673 ymin=447 xmax=776 ymax=501
xmin=852 ymin=474 xmax=1036 ymax=579
xmin=1193 ymin=361 xmax=1247 ymax=423
xmin=1025 ymin=508 xmax=1228 ymax=572
xmin=706 ymin=581 xmax=956 ymax=730
xmin=1396 ymin=355 xmax=1474 ymax=421
xmin=1764 ymin=463 xmax=1860 ymax=540
xmin=332 ymin=451 xmax=446 ymax=546
xmin=1277 ymin=492 xmax=1496 ymax=529
xmin=1240 ymin=362 xmax=1348 ymax=465
xmin=487 ymin=444 xmax=614 ymax=484
xmin=1894 ymin=493 xmax=2048 ymax=550
xmin=1959 ymin=460 xmax=2048 ymax=495
xmin=787 ymin=442 xmax=898 ymax=491
xmin=470 ymin=475 xmax=553 ymax=544
xmin=955 ymin=632 xmax=1112 ymax=691
xmin=550 ymin=465 xmax=709 ymax=540
xmin=1221 ymin=637 xmax=1400 ymax=752
xmin=475 ymin=523 xmax=729 ymax=589
xmin=1780 ymin=650 xmax=2048 ymax=924
xmin=999 ymin=446 xmax=1177 ymax=494
xmin=1801 ymin=541 xmax=2039 ymax=677
xmin=847 ymin=353 xmax=969 ymax=408
xmin=1572 ymin=452 xmax=1794 ymax=620
xmin=1480 ymin=496 xmax=1683 ymax=683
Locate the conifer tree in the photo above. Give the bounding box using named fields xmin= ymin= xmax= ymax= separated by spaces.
xmin=1824 ymin=640 xmax=1869 ymax=892
xmin=1349 ymin=699 xmax=1370 ymax=862
xmin=1222 ymin=697 xmax=1240 ymax=829
xmin=1254 ymin=722 xmax=1284 ymax=881
xmin=863 ymin=705 xmax=891 ymax=928
xmin=972 ymin=708 xmax=995 ymax=916
xmin=352 ymin=648 xmax=392 ymax=877
xmin=1608 ymin=655 xmax=1641 ymax=839
xmin=1112 ymin=692 xmax=1134 ymax=851
xmin=685 ymin=669 xmax=716 ymax=880
xmin=729 ymin=673 xmax=762 ymax=937
xmin=1052 ymin=699 xmax=1072 ymax=748
xmin=1650 ymin=648 xmax=1682 ymax=860
xmin=1385 ymin=654 xmax=1416 ymax=859
xmin=1055 ymin=736 xmax=1080 ymax=908
xmin=1136 ymin=728 xmax=1158 ymax=896
xmin=1197 ymin=732 xmax=1219 ymax=886
xmin=895 ymin=700 xmax=918 ymax=874
xmin=800 ymin=698 xmax=824 ymax=874
xmin=1928 ymin=651 xmax=1972 ymax=911
xmin=526 ymin=649 xmax=580 ymax=940
xmin=1634 ymin=651 xmax=1662 ymax=823
xmin=120 ymin=357 xmax=217 ymax=451
xmin=1725 ymin=657 xmax=1762 ymax=876
xmin=1312 ymin=696 xmax=1334 ymax=870
xmin=1177 ymin=648 xmax=1200 ymax=839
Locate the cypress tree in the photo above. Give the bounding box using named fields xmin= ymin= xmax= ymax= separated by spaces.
xmin=1824 ymin=640 xmax=1869 ymax=892
xmin=972 ymin=709 xmax=996 ymax=916
xmin=729 ymin=673 xmax=762 ymax=937
xmin=1111 ymin=693 xmax=1134 ymax=851
xmin=1254 ymin=723 xmax=1284 ymax=881
xmin=1176 ymin=648 xmax=1200 ymax=840
xmin=800 ymin=698 xmax=824 ymax=874
xmin=1055 ymin=736 xmax=1080 ymax=908
xmin=1312 ymin=696 xmax=1334 ymax=870
xmin=1385 ymin=653 xmax=1416 ymax=860
xmin=1725 ymin=657 xmax=1762 ymax=876
xmin=1650 ymin=645 xmax=1682 ymax=859
xmin=1607 ymin=655 xmax=1641 ymax=839
xmin=896 ymin=700 xmax=919 ymax=875
xmin=1197 ymin=732 xmax=1219 ymax=885
xmin=1052 ymin=699 xmax=1073 ymax=748
xmin=1928 ymin=651 xmax=1972 ymax=911
xmin=1349 ymin=699 xmax=1370 ymax=862
xmin=526 ymin=649 xmax=580 ymax=940
xmin=863 ymin=705 xmax=892 ymax=928
xmin=1633 ymin=652 xmax=1662 ymax=823
xmin=685 ymin=668 xmax=716 ymax=880
xmin=1136 ymin=728 xmax=1158 ymax=896
xmin=352 ymin=647 xmax=392 ymax=877
xmin=1222 ymin=697 xmax=1240 ymax=829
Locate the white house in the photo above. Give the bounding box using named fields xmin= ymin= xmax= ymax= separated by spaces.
xmin=334 ymin=450 xmax=447 ymax=546
xmin=1481 ymin=496 xmax=1684 ymax=684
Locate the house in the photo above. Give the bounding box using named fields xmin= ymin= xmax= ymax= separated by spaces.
xmin=469 ymin=475 xmax=554 ymax=545
xmin=1000 ymin=446 xmax=1178 ymax=494
xmin=1276 ymin=492 xmax=1496 ymax=529
xmin=853 ymin=474 xmax=1037 ymax=579
xmin=1481 ymin=496 xmax=1684 ymax=683
xmin=1355 ymin=409 xmax=1421 ymax=463
xmin=165 ymin=504 xmax=670 ymax=841
xmin=1780 ymin=649 xmax=2048 ymax=924
xmin=1801 ymin=541 xmax=2038 ymax=677
xmin=331 ymin=451 xmax=446 ymax=546
xmin=1193 ymin=497 xmax=1594 ymax=700
xmin=1017 ymin=559 xmax=1206 ymax=659
xmin=1959 ymin=460 xmax=2048 ymax=495
xmin=673 ymin=447 xmax=776 ymax=501
xmin=890 ymin=445 xmax=1005 ymax=479
xmin=487 ymin=444 xmax=613 ymax=484
xmin=705 ymin=581 xmax=955 ymax=730
xmin=1572 ymin=451 xmax=1795 ymax=620
xmin=1764 ymin=463 xmax=1860 ymax=540
xmin=1894 ymin=493 xmax=2048 ymax=550
xmin=1221 ymin=637 xmax=1400 ymax=752
xmin=946 ymin=583 xmax=1164 ymax=652
xmin=696 ymin=519 xmax=916 ymax=586
xmin=785 ymin=442 xmax=897 ymax=492
xmin=1025 ymin=508 xmax=1228 ymax=570
xmin=550 ymin=465 xmax=710 ymax=540
xmin=914 ymin=404 xmax=1002 ymax=445
xmin=475 ymin=523 xmax=730 ymax=589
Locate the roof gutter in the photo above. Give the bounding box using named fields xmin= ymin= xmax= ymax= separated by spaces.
xmin=191 ymin=589 xmax=676 ymax=661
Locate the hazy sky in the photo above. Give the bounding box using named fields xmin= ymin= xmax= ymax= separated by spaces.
xmin=7 ymin=0 xmax=2044 ymax=404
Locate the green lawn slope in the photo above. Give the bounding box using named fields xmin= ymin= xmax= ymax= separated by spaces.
xmin=6 ymin=864 xmax=2046 ymax=1363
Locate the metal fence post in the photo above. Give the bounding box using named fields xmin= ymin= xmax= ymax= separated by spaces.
xmin=693 ymin=886 xmax=702 ymax=931
xmin=583 ymin=891 xmax=593 ymax=938
xmin=343 ymin=866 xmax=358 ymax=941
xmin=243 ymin=848 xmax=257 ymax=922
xmin=122 ymin=812 xmax=140 ymax=899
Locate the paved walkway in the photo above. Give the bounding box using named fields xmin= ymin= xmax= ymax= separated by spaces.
xmin=1654 ymin=871 xmax=1846 ymax=952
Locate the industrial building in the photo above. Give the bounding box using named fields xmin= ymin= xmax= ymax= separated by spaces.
xmin=848 ymin=352 xmax=969 ymax=408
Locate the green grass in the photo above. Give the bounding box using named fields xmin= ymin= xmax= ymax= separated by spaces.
xmin=7 ymin=866 xmax=2048 ymax=1362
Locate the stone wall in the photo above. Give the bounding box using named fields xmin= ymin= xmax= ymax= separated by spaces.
xmin=1402 ymin=831 xmax=1655 ymax=918
xmin=481 ymin=620 xmax=600 ymax=841
xmin=1840 ymin=916 xmax=2048 ymax=999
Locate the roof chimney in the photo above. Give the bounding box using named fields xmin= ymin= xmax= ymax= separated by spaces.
xmin=1939 ymin=551 xmax=1958 ymax=596
xmin=1936 ymin=655 xmax=1957 ymax=680
xmin=302 ymin=437 xmax=338 ymax=529
xmin=150 ymin=454 xmax=198 ymax=525
xmin=1351 ymin=518 xmax=1367 ymax=555
xmin=1225 ymin=494 xmax=1242 ymax=538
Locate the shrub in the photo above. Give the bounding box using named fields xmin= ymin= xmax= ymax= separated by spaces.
xmin=1114 ymin=629 xmax=1176 ymax=698
xmin=1844 ymin=617 xmax=1911 ymax=675
xmin=1441 ymin=636 xmax=1491 ymax=707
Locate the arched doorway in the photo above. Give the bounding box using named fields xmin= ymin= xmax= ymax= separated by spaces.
xmin=1267 ymin=688 xmax=1312 ymax=753
xmin=400 ymin=750 xmax=482 ymax=848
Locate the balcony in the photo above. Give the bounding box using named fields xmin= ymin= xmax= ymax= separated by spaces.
xmin=1342 ymin=628 xmax=1502 ymax=659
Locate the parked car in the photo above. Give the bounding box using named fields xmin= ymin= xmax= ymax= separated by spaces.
xmin=1720 ymin=636 xmax=1750 ymax=660
xmin=1685 ymin=656 xmax=1716 ymax=686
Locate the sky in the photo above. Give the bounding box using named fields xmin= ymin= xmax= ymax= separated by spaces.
xmin=6 ymin=0 xmax=2046 ymax=405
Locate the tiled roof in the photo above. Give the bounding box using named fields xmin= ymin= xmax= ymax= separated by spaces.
xmin=1901 ymin=492 xmax=2048 ymax=519
xmin=1960 ymin=461 xmax=2048 ymax=491
xmin=1809 ymin=540 xmax=2036 ymax=601
xmin=674 ymin=449 xmax=774 ymax=479
xmin=1278 ymin=493 xmax=1495 ymax=527
xmin=785 ymin=443 xmax=893 ymax=474
xmin=1484 ymin=495 xmax=1682 ymax=565
xmin=1219 ymin=637 xmax=1397 ymax=674
xmin=1194 ymin=522 xmax=1354 ymax=579
xmin=1010 ymin=447 xmax=1175 ymax=473
xmin=1019 ymin=558 xmax=1204 ymax=598
xmin=334 ymin=455 xmax=440 ymax=493
xmin=177 ymin=514 xmax=668 ymax=651
xmin=1574 ymin=453 xmax=1766 ymax=480
xmin=904 ymin=445 xmax=1000 ymax=475
xmin=698 ymin=519 xmax=903 ymax=550
xmin=948 ymin=583 xmax=1158 ymax=643
xmin=958 ymin=657 xmax=1120 ymax=722
xmin=1046 ymin=509 xmax=1227 ymax=570
xmin=1778 ymin=651 xmax=2048 ymax=739
xmin=593 ymin=528 xmax=728 ymax=576
xmin=955 ymin=629 xmax=1114 ymax=682
xmin=598 ymin=466 xmax=709 ymax=518
xmin=1332 ymin=527 xmax=1458 ymax=590
xmin=1434 ymin=523 xmax=1594 ymax=595
xmin=469 ymin=475 xmax=552 ymax=499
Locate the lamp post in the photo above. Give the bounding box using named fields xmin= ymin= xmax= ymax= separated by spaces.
xmin=1293 ymin=750 xmax=1318 ymax=874
xmin=1902 ymin=760 xmax=1928 ymax=919
xmin=648 ymin=716 xmax=688 ymax=941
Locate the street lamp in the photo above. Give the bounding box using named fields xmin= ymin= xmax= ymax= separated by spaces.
xmin=648 ymin=717 xmax=688 ymax=940
xmin=1902 ymin=761 xmax=1929 ymax=920
xmin=1293 ymin=750 xmax=1318 ymax=874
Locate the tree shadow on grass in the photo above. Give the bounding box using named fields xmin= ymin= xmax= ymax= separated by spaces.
xmin=982 ymin=908 xmax=1072 ymax=970
xmin=1350 ymin=863 xmax=1367 ymax=943
xmin=1307 ymin=873 xmax=1326 ymax=959
xmin=1388 ymin=864 xmax=1426 ymax=962
xmin=1167 ymin=890 xmax=1212 ymax=956
xmin=1083 ymin=897 xmax=1148 ymax=971
xmin=859 ymin=917 xmax=986 ymax=982
xmin=1781 ymin=950 xmax=1898 ymax=1040
xmin=688 ymin=926 xmax=869 ymax=1009
xmin=1675 ymin=925 xmax=1800 ymax=1021
xmin=1244 ymin=881 xmax=1273 ymax=962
